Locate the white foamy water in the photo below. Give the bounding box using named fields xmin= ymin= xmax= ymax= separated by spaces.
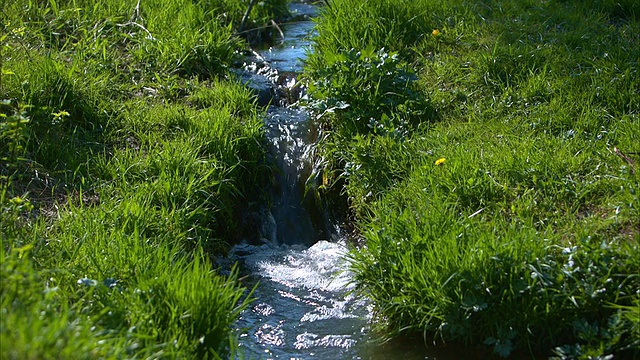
xmin=229 ymin=240 xmax=373 ymax=359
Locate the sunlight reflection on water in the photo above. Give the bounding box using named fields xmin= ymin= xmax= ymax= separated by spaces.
xmin=230 ymin=240 xmax=373 ymax=359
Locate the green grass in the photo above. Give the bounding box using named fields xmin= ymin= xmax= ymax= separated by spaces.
xmin=305 ymin=0 xmax=639 ymax=357
xmin=1 ymin=0 xmax=287 ymax=357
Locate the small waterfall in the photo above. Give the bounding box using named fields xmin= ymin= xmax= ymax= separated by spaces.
xmin=236 ymin=2 xmax=331 ymax=246
xmin=263 ymin=106 xmax=329 ymax=246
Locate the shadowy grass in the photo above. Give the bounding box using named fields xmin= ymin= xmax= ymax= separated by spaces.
xmin=305 ymin=0 xmax=639 ymax=357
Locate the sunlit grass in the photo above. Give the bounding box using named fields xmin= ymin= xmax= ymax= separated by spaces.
xmin=1 ymin=0 xmax=285 ymax=357
xmin=305 ymin=0 xmax=639 ymax=357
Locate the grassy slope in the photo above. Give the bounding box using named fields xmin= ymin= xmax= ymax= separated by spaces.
xmin=305 ymin=0 xmax=639 ymax=358
xmin=1 ymin=0 xmax=286 ymax=358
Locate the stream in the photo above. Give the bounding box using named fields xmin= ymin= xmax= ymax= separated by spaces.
xmin=226 ymin=2 xmax=462 ymax=359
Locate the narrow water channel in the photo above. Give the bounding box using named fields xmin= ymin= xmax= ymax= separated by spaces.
xmin=228 ymin=3 xmax=462 ymax=359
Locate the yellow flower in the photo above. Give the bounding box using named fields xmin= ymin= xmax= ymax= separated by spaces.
xmin=432 ymin=29 xmax=440 ymax=36
xmin=435 ymin=157 xmax=446 ymax=166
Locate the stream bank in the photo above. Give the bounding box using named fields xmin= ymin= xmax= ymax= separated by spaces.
xmin=226 ymin=2 xmax=463 ymax=359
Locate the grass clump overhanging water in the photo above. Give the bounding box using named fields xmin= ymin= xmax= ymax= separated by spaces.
xmin=305 ymin=0 xmax=639 ymax=358
xmin=1 ymin=0 xmax=288 ymax=358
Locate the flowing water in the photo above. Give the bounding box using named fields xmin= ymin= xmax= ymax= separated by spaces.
xmin=229 ymin=240 xmax=372 ymax=358
xmin=257 ymin=2 xmax=316 ymax=72
xmin=228 ymin=3 xmax=463 ymax=359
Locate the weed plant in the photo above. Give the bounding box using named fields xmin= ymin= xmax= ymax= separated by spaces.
xmin=305 ymin=0 xmax=639 ymax=357
xmin=1 ymin=0 xmax=286 ymax=357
